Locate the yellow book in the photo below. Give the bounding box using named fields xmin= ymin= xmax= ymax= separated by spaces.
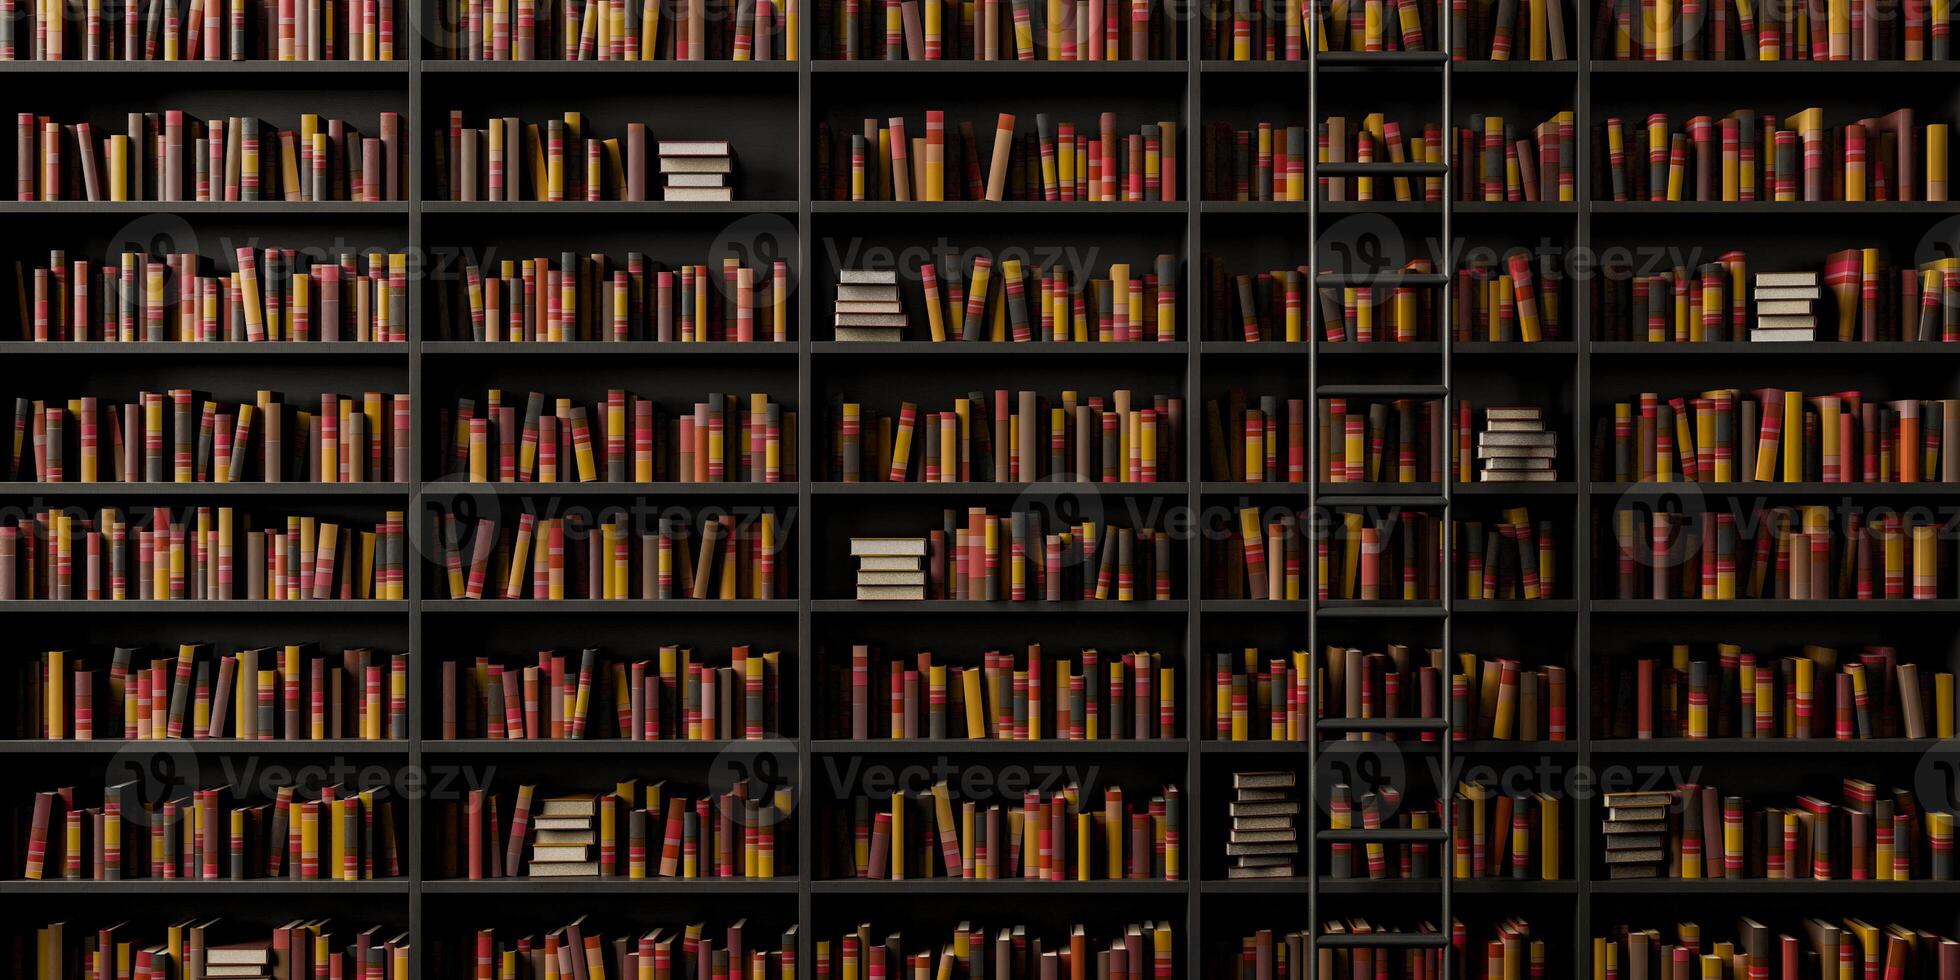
xmin=1783 ymin=390 xmax=1804 ymax=481
xmin=1535 ymin=792 xmax=1560 ymax=879
xmin=890 ymin=791 xmax=906 ymax=879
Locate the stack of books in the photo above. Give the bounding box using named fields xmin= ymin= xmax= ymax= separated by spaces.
xmin=660 ymin=140 xmax=735 ymax=201
xmin=1226 ymin=770 xmax=1299 ymax=878
xmin=851 ymin=537 xmax=927 ymax=600
xmin=1477 ymin=406 xmax=1557 ymax=482
xmin=529 ymin=795 xmax=599 ymax=877
xmin=204 ymin=944 xmax=274 ymax=979
xmin=1600 ymin=790 xmax=1669 ymax=879
xmin=1752 ymin=271 xmax=1821 ymax=341
xmin=835 ymin=270 xmax=907 ymax=341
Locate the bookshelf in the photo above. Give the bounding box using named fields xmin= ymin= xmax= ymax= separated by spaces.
xmin=4 ymin=0 xmax=1960 ymax=976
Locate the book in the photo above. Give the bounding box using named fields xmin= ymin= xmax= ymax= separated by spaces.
xmin=823 ymin=0 xmax=1177 ymax=59
xmin=1230 ymin=920 xmax=1543 ymax=980
xmin=440 ymin=0 xmax=797 ymax=60
xmin=19 ymin=777 xmax=403 ymax=881
xmin=1315 ymin=508 xmax=1445 ymax=603
xmin=433 ymin=250 xmax=791 ymax=343
xmin=879 ymin=250 xmax=1179 ymax=342
xmin=454 ymin=920 xmax=797 ymax=980
xmin=822 ymin=642 xmax=1174 ymax=740
xmin=1229 ymin=772 xmax=1299 ymax=877
xmin=1594 ymin=642 xmax=1957 ymax=741
xmin=1596 ymin=387 xmax=1960 ymax=483
xmin=1603 ymin=779 xmax=1952 ymax=882
xmin=1315 ymin=397 xmax=1448 ymax=484
xmin=863 ymin=507 xmax=1172 ymax=601
xmin=1199 ymin=259 xmax=1312 ymax=342
xmin=828 ymin=387 xmax=1182 ymax=482
xmin=1593 ymin=919 xmax=1960 ymax=980
xmin=1200 ymin=121 xmax=1311 ymax=201
xmin=22 ymin=643 xmax=407 ymax=740
xmin=819 ymin=778 xmax=1179 ymax=881
xmin=1592 ymin=248 xmax=1960 ymax=343
xmin=33 ymin=919 xmax=407 ymax=980
xmin=5 ymin=0 xmax=401 ymax=60
xmin=1592 ymin=108 xmax=1950 ymax=204
xmin=15 ymin=247 xmax=412 ymax=343
xmin=1453 ymin=505 xmax=1561 ymax=599
xmin=1 ymin=389 xmax=410 ymax=483
xmin=0 ymin=505 xmax=408 ymax=600
xmin=823 ymin=110 xmax=1178 ymax=203
xmin=1593 ymin=0 xmax=1957 ymax=61
xmin=441 ymin=388 xmax=794 ymax=484
xmin=446 ymin=778 xmax=786 ymax=880
xmin=1599 ymin=501 xmax=1952 ymax=599
xmin=432 ymin=507 xmax=790 ymax=600
xmin=15 ymin=109 xmax=405 ymax=201
xmin=438 ymin=644 xmax=783 ymax=740
xmin=1309 ymin=644 xmax=1569 ymax=743
xmin=437 ymin=112 xmax=738 ymax=202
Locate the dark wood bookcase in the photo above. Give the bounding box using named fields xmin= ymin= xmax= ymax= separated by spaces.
xmin=4 ymin=3 xmax=1960 ymax=975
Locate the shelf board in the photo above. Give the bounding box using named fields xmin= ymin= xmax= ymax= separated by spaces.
xmin=420 ymin=340 xmax=796 ymax=356
xmin=424 ymin=60 xmax=801 ymax=73
xmin=1316 ymin=877 xmax=1577 ymax=893
xmin=424 ymin=200 xmax=798 ymax=214
xmin=1317 ymin=200 xmax=1437 ymax=214
xmin=1317 ymin=738 xmax=1578 ymax=755
xmin=1451 ymin=480 xmax=1577 ymax=494
xmin=1590 ymin=481 xmax=1957 ymax=497
xmin=0 ymin=60 xmax=410 ymax=74
xmin=0 ymin=341 xmax=405 ymax=356
xmin=1452 ymin=340 xmax=1577 ymax=354
xmin=1198 ymin=481 xmax=1313 ymax=495
xmin=1197 ymin=740 xmax=1308 ymax=754
xmin=1197 ymin=878 xmax=1309 ymax=893
xmin=1200 ymin=599 xmax=1312 ymax=613
xmin=1316 ymin=602 xmax=1448 ymax=619
xmin=0 ymin=482 xmax=408 ymax=496
xmin=1592 ymin=737 xmax=1957 ymax=754
xmin=1316 ymin=50 xmax=1449 ymax=65
xmin=1454 ymin=599 xmax=1578 ymax=613
xmin=810 ymin=879 xmax=1185 ymax=894
xmin=0 ymin=600 xmax=407 ymax=613
xmin=811 ymin=480 xmax=1187 ymax=496
xmin=1199 ymin=341 xmax=1313 ymax=354
xmin=1590 ymin=879 xmax=1957 ymax=894
xmin=1592 ymin=201 xmax=1960 ymax=214
xmin=811 ymin=738 xmax=1188 ymax=753
xmin=0 ymin=738 xmax=404 ymax=754
xmin=422 ymin=738 xmax=798 ymax=754
xmin=1589 ymin=59 xmax=1960 ymax=73
xmin=812 ymin=201 xmax=1186 ymax=215
xmin=419 ymin=481 xmax=798 ymax=497
xmin=814 ymin=59 xmax=1188 ymax=73
xmin=1318 ymin=341 xmax=1441 ymax=354
xmin=0 ymin=201 xmax=406 ymax=214
xmin=0 ymin=879 xmax=408 ymax=893
xmin=1318 ymin=481 xmax=1442 ymax=498
xmin=1451 ymin=60 xmax=1577 ymax=73
xmin=811 ymin=340 xmax=1184 ymax=355
xmin=1316 ymin=383 xmax=1449 ymax=397
xmin=1592 ymin=340 xmax=1955 ymax=356
xmin=422 ymin=879 xmax=797 ymax=893
xmin=810 ymin=599 xmax=1188 ymax=614
xmin=421 ymin=599 xmax=799 ymax=614
xmin=1592 ymin=599 xmax=1960 ymax=613
xmin=1201 ymin=200 xmax=1310 ymax=215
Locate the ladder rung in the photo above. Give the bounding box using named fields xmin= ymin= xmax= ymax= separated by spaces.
xmin=1316 ymin=717 xmax=1449 ymax=732
xmin=1317 ymin=162 xmax=1449 ymax=176
xmin=1316 ymin=933 xmax=1451 ymax=949
xmin=1316 ymin=829 xmax=1451 ymax=843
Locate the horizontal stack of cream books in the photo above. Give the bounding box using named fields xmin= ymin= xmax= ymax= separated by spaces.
xmin=852 ymin=537 xmax=926 ymax=599
xmin=1752 ymin=270 xmax=1819 ymax=341
xmin=529 ymin=795 xmax=599 ymax=876
xmin=1477 ymin=405 xmax=1557 ymax=482
xmin=835 ymin=269 xmax=906 ymax=341
xmin=660 ymin=140 xmax=734 ymax=201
